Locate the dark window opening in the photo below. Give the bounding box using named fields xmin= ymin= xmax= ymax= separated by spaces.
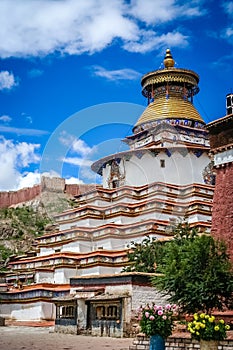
xmin=57 ymin=305 xmax=75 ymax=319
xmin=112 ymin=180 xmax=119 ymax=188
xmin=95 ymin=304 xmax=119 ymax=320
xmin=160 ymin=159 xmax=165 ymax=168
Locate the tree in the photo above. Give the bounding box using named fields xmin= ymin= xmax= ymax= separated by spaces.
xmin=123 ymin=221 xmax=197 ymax=273
xmin=152 ymin=233 xmax=233 ymax=314
xmin=123 ymin=236 xmax=165 ymax=273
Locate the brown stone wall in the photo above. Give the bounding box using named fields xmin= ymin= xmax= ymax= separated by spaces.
xmin=211 ymin=164 xmax=233 ymax=260
xmin=41 ymin=176 xmax=65 ymax=192
xmin=208 ymin=119 xmax=233 ymax=150
xmin=65 ymin=184 xmax=96 ymax=196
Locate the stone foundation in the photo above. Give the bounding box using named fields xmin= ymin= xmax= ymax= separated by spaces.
xmin=129 ymin=335 xmax=233 ymax=350
xmin=54 ymin=324 xmax=78 ymax=334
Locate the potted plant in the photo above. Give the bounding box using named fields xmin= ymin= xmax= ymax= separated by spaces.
xmin=137 ymin=303 xmax=177 ymax=350
xmin=187 ymin=313 xmax=230 ymax=350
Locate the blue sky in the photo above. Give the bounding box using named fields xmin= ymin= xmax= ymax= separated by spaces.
xmin=0 ymin=0 xmax=232 ymax=191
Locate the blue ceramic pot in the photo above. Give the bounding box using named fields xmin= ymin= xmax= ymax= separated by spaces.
xmin=149 ymin=334 xmax=165 ymax=350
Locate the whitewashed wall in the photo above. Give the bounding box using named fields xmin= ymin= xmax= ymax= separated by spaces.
xmin=102 ymin=151 xmax=210 ymax=188
xmin=0 ymin=301 xmax=55 ymax=321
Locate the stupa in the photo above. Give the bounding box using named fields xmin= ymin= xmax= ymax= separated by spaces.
xmin=0 ymin=50 xmax=214 ymax=336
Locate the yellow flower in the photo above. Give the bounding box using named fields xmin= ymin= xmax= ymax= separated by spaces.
xmin=196 ymin=331 xmax=200 ymax=335
xmin=225 ymin=325 xmax=230 ymax=330
xmin=219 ymin=319 xmax=225 ymax=324
xmin=194 ymin=313 xmax=198 ymax=320
xmin=205 ymin=315 xmax=209 ymax=320
xmin=201 ymin=323 xmax=205 ymax=329
xmin=214 ymin=326 xmax=219 ymax=331
xmin=209 ymin=316 xmax=215 ymax=323
xmin=200 ymin=313 xmax=205 ymax=319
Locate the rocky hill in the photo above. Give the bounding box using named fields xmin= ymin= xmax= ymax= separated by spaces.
xmin=0 ymin=176 xmax=96 ymax=270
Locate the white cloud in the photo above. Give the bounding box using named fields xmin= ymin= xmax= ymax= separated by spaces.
xmin=123 ymin=30 xmax=188 ymax=53
xmin=59 ymin=131 xmax=97 ymax=156
xmin=65 ymin=176 xmax=84 ymax=185
xmin=0 ymin=0 xmax=205 ymax=58
xmin=0 ymin=115 xmax=12 ymax=123
xmin=72 ymin=139 xmax=96 ymax=156
xmin=0 ymin=0 xmax=136 ymax=58
xmin=91 ymin=66 xmax=141 ymax=80
xmin=129 ymin=0 xmax=204 ymax=24
xmin=219 ymin=2 xmax=233 ymax=44
xmin=17 ymin=171 xmax=41 ymax=190
xmin=0 ymin=71 xmax=17 ymax=90
xmin=222 ymin=1 xmax=233 ymax=17
xmin=62 ymin=157 xmax=93 ymax=167
xmin=0 ymin=136 xmax=41 ymax=190
xmin=0 ymin=125 xmax=48 ymax=136
xmin=224 ymin=27 xmax=233 ymax=39
xmin=41 ymin=170 xmax=60 ymax=178
xmin=10 ymin=171 xmax=61 ymax=190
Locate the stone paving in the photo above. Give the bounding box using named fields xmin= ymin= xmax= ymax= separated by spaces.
xmin=0 ymin=326 xmax=133 ymax=350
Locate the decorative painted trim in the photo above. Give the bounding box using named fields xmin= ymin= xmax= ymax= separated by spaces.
xmin=135 ymin=151 xmax=145 ymax=159
xmin=165 ymin=149 xmax=172 ymax=157
xmin=214 ymin=148 xmax=233 ymax=166
xmin=193 ymin=150 xmax=203 ymax=158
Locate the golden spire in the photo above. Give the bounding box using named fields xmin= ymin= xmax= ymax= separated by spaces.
xmin=163 ymin=49 xmax=175 ymax=68
xmin=134 ymin=49 xmax=204 ymax=131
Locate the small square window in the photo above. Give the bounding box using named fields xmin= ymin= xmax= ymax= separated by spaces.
xmin=160 ymin=159 xmax=165 ymax=168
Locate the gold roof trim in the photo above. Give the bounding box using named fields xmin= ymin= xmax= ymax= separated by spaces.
xmin=135 ymin=96 xmax=204 ymax=126
xmin=141 ymin=69 xmax=199 ymax=91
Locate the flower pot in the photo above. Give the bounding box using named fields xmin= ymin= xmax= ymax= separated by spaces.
xmin=149 ymin=334 xmax=165 ymax=350
xmin=199 ymin=340 xmax=219 ymax=350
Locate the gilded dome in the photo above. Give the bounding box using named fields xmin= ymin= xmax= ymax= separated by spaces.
xmin=134 ymin=49 xmax=204 ymax=130
xmin=135 ymin=95 xmax=204 ymax=128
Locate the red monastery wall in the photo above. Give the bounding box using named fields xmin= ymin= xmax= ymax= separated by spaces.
xmin=0 ymin=185 xmax=41 ymax=208
xmin=0 ymin=179 xmax=96 ymax=209
xmin=211 ymin=165 xmax=233 ymax=260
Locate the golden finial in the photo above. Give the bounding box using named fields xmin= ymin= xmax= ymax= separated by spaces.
xmin=163 ymin=49 xmax=175 ymax=68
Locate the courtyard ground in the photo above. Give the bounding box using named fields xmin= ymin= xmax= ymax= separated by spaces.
xmin=0 ymin=326 xmax=133 ymax=350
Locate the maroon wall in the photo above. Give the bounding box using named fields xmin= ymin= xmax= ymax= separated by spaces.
xmin=0 ymin=183 xmax=96 ymax=208
xmin=211 ymin=165 xmax=233 ymax=260
xmin=0 ymin=185 xmax=41 ymax=208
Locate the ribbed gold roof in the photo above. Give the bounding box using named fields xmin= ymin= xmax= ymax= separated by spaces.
xmin=135 ymin=49 xmax=204 ymax=129
xmin=135 ymin=95 xmax=204 ymax=127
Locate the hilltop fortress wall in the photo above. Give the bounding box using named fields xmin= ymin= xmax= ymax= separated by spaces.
xmin=0 ymin=177 xmax=95 ymax=208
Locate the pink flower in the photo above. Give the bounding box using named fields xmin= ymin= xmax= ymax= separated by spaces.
xmin=158 ymin=310 xmax=163 ymax=316
xmin=162 ymin=315 xmax=167 ymax=320
xmin=145 ymin=312 xmax=150 ymax=318
xmin=149 ymin=315 xmax=155 ymax=321
xmin=165 ymin=304 xmax=171 ymax=310
xmin=157 ymin=305 xmax=163 ymax=310
xmin=153 ymin=305 xmax=158 ymax=311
